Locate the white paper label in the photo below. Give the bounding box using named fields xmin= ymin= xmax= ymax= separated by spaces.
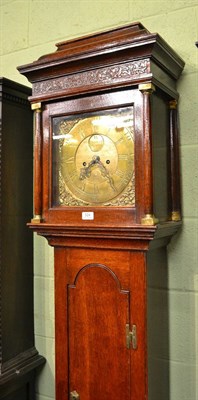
xmin=82 ymin=211 xmax=94 ymax=220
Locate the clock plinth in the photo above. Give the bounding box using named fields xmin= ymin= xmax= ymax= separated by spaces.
xmin=18 ymin=22 xmax=184 ymax=400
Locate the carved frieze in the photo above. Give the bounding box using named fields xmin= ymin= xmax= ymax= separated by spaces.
xmin=33 ymin=59 xmax=150 ymax=96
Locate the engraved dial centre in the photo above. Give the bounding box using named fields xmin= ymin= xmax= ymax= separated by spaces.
xmin=75 ymin=134 xmax=118 ymax=187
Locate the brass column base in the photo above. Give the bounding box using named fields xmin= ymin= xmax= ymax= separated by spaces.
xmin=141 ymin=214 xmax=159 ymax=226
xmin=171 ymin=211 xmax=181 ymax=221
xmin=31 ymin=215 xmax=42 ymax=224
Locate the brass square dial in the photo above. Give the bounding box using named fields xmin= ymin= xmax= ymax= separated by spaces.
xmin=52 ymin=107 xmax=135 ymax=207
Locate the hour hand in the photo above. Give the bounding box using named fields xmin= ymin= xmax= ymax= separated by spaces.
xmin=79 ymin=155 xmax=116 ymax=192
xmin=79 ymin=156 xmax=100 ymax=180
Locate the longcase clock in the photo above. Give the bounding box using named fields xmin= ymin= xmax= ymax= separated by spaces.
xmin=18 ymin=23 xmax=185 ymax=400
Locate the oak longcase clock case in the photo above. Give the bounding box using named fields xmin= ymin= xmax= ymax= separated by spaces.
xmin=18 ymin=23 xmax=184 ymax=400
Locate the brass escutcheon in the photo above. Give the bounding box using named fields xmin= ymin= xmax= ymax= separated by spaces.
xmin=70 ymin=390 xmax=80 ymax=400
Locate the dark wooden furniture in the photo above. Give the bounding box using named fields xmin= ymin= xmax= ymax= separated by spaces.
xmin=18 ymin=23 xmax=185 ymax=400
xmin=0 ymin=78 xmax=45 ymax=400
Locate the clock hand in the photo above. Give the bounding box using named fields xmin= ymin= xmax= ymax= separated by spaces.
xmin=79 ymin=155 xmax=102 ymax=180
xmin=97 ymin=160 xmax=116 ymax=191
xmin=79 ymin=156 xmax=116 ymax=192
xmin=79 ymin=157 xmax=97 ymax=180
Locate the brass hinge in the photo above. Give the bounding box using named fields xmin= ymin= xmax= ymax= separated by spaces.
xmin=126 ymin=324 xmax=137 ymax=350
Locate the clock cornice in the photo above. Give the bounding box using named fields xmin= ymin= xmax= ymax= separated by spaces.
xmin=18 ymin=22 xmax=184 ymax=102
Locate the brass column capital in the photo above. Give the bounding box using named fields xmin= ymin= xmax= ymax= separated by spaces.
xmin=31 ymin=102 xmax=42 ymax=112
xmin=139 ymin=83 xmax=156 ymax=93
xmin=169 ymin=99 xmax=177 ymax=109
